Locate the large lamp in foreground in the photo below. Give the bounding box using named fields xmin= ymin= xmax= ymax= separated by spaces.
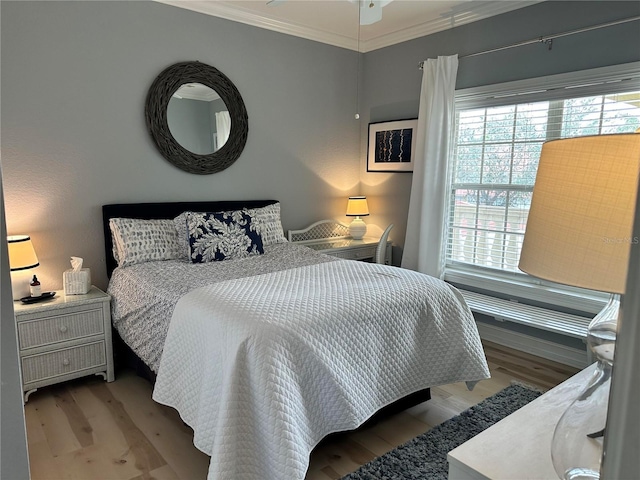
xmin=519 ymin=133 xmax=640 ymax=479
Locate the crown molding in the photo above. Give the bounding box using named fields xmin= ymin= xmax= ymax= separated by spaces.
xmin=155 ymin=0 xmax=543 ymax=53
xmin=361 ymin=1 xmax=543 ymax=53
xmin=155 ymin=0 xmax=357 ymax=50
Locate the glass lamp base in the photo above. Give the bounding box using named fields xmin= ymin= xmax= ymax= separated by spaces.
xmin=563 ymin=468 xmax=601 ymax=480
xmin=551 ymin=362 xmax=611 ymax=479
xmin=550 ymin=294 xmax=619 ymax=480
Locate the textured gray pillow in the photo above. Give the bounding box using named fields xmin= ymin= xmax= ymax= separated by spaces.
xmin=109 ymin=218 xmax=182 ymax=267
xmin=245 ymin=203 xmax=287 ymax=246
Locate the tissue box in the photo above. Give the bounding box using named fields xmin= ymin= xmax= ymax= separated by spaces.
xmin=63 ymin=268 xmax=91 ymax=295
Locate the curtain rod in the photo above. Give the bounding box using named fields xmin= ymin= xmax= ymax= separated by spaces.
xmin=418 ymin=15 xmax=640 ymax=69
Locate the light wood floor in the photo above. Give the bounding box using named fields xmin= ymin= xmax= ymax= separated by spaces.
xmin=24 ymin=341 xmax=579 ymax=480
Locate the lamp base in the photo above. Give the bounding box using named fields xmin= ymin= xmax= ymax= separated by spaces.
xmin=349 ymin=217 xmax=367 ymax=240
xmin=551 ymin=362 xmax=610 ymax=480
xmin=562 ymin=468 xmax=601 ymax=480
xmin=550 ymin=294 xmax=619 ymax=480
xmin=11 ymin=270 xmax=33 ymax=300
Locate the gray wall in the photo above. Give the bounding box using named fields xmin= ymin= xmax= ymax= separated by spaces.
xmin=1 ymin=0 xmax=360 ymax=290
xmin=602 ymin=182 xmax=640 ymax=478
xmin=1 ymin=0 xmax=639 ymax=474
xmin=2 ymin=1 xmax=639 ymax=289
xmin=0 ymin=169 xmax=30 ymax=479
xmin=361 ymin=1 xmax=640 ymax=260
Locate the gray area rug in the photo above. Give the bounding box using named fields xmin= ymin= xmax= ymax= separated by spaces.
xmin=342 ymin=384 xmax=542 ymax=480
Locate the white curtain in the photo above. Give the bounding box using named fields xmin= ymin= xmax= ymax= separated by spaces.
xmin=215 ymin=111 xmax=231 ymax=149
xmin=401 ymin=55 xmax=459 ymax=278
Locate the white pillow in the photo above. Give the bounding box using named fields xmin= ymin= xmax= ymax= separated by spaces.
xmin=246 ymin=203 xmax=287 ymax=246
xmin=110 ymin=230 xmax=120 ymax=265
xmin=109 ymin=218 xmax=182 ymax=267
xmin=173 ymin=212 xmax=191 ymax=261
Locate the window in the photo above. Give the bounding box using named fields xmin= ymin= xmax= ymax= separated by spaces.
xmin=444 ymin=63 xmax=640 ymax=312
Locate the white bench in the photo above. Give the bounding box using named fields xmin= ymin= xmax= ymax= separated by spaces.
xmin=459 ymin=289 xmax=593 ymax=366
xmin=460 ymin=290 xmax=591 ymax=340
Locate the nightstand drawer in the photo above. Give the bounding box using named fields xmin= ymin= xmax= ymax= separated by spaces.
xmin=330 ymin=245 xmax=376 ymax=260
xmin=21 ymin=341 xmax=106 ymax=384
xmin=17 ymin=307 xmax=105 ymax=350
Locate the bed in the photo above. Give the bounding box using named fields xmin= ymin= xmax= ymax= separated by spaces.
xmin=102 ymin=199 xmax=490 ymax=480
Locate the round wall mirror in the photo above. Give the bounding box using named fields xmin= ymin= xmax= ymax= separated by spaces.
xmin=167 ymin=83 xmax=231 ymax=155
xmin=145 ymin=62 xmax=248 ymax=174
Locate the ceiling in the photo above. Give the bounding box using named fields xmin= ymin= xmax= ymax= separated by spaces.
xmin=155 ymin=0 xmax=543 ymax=52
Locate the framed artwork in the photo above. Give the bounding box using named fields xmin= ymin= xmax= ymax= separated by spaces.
xmin=367 ymin=119 xmax=418 ymax=172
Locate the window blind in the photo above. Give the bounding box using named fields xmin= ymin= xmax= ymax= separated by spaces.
xmin=444 ymin=62 xmax=640 ymax=308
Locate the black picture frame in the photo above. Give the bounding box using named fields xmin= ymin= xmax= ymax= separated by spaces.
xmin=367 ymin=119 xmax=418 ymax=172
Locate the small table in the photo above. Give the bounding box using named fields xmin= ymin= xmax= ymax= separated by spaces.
xmin=447 ymin=364 xmax=596 ymax=479
xmin=14 ymin=286 xmax=114 ymax=402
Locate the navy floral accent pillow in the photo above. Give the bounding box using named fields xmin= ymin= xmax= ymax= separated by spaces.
xmin=186 ymin=211 xmax=264 ymax=263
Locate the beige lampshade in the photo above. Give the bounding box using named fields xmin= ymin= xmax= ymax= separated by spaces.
xmin=346 ymin=196 xmax=370 ymax=217
xmin=519 ymin=133 xmax=640 ymax=294
xmin=7 ymin=235 xmax=39 ymax=271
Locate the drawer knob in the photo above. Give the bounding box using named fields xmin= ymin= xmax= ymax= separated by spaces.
xmin=59 ymin=325 xmax=68 ymax=333
xmin=62 ymin=359 xmax=70 ymax=366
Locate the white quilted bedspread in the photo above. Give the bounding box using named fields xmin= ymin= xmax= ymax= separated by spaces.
xmin=152 ymin=260 xmax=489 ymax=480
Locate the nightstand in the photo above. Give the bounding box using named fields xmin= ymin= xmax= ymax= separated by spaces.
xmin=288 ymin=219 xmax=393 ymax=264
xmin=14 ymin=286 xmax=114 ymax=402
xmin=304 ymin=236 xmax=392 ymax=264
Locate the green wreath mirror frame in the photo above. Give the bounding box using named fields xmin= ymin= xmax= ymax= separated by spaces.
xmin=145 ymin=61 xmax=248 ymax=175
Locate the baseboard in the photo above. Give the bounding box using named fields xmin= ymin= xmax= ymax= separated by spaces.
xmin=476 ymin=322 xmax=589 ymax=369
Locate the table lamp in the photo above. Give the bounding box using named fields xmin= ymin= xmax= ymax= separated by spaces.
xmin=346 ymin=196 xmax=369 ymax=240
xmin=8 ymin=235 xmax=40 ymax=300
xmin=519 ymin=132 xmax=640 ymax=480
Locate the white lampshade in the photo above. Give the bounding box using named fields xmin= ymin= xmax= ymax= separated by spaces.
xmin=519 ymin=133 xmax=640 ymax=294
xmin=346 ymin=196 xmax=369 ymax=217
xmin=8 ymin=235 xmax=40 ymax=300
xmin=7 ymin=235 xmax=39 ymax=271
xmin=346 ymin=196 xmax=370 ymax=240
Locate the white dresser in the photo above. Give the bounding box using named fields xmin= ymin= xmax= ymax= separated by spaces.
xmin=14 ymin=286 xmax=114 ymax=402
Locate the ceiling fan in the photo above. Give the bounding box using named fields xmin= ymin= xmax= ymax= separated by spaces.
xmin=266 ymin=0 xmax=393 ymax=26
